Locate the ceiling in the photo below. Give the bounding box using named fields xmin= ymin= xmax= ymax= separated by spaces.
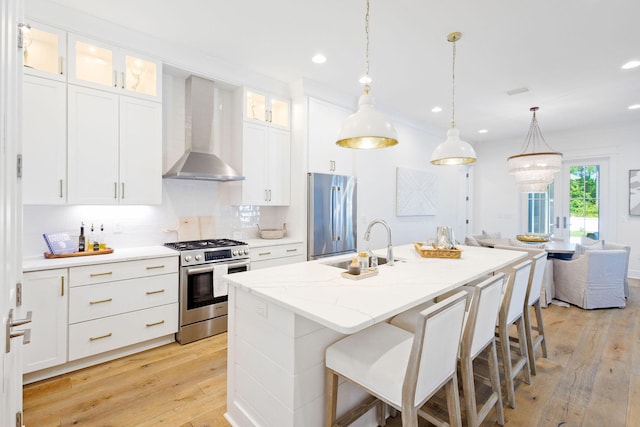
xmin=46 ymin=0 xmax=640 ymax=144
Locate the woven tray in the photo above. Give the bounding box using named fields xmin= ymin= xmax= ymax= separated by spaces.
xmin=516 ymin=234 xmax=550 ymax=242
xmin=414 ymin=242 xmax=462 ymax=259
xmin=44 ymin=248 xmax=114 ymax=259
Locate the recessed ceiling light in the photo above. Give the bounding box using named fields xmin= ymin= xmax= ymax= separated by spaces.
xmin=431 ymin=106 xmax=442 ymax=113
xmin=478 ymin=129 xmax=488 ymax=134
xmin=621 ymin=60 xmax=640 ymax=70
xmin=629 ymin=104 xmax=640 ymax=110
xmin=311 ymin=53 xmax=327 ymax=64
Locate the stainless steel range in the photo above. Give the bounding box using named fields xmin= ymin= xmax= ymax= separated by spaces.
xmin=164 ymin=239 xmax=250 ymax=344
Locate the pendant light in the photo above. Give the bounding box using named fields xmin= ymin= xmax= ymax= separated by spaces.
xmin=430 ymin=32 xmax=477 ymax=165
xmin=336 ymin=0 xmax=398 ymax=149
xmin=507 ymin=107 xmax=562 ymax=193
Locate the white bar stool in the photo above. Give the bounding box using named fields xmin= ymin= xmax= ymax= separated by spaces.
xmin=391 ymin=274 xmax=507 ymax=427
xmin=496 ymin=259 xmax=532 ymax=409
xmin=325 ymin=291 xmax=468 ymax=427
xmin=524 ymin=251 xmax=549 ymax=375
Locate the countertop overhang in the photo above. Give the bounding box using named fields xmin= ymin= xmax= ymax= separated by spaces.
xmin=225 ymin=244 xmax=526 ymax=334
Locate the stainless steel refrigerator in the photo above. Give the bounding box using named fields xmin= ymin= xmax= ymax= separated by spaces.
xmin=307 ymin=173 xmax=357 ymax=260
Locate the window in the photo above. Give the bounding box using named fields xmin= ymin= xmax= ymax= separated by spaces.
xmin=568 ymin=165 xmax=600 ymax=240
xmin=527 ymin=183 xmax=554 ymax=235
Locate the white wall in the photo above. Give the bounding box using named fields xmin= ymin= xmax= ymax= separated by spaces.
xmin=474 ymin=121 xmax=640 ymax=277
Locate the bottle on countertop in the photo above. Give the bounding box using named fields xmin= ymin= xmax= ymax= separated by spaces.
xmin=78 ymin=222 xmax=85 ymax=252
xmin=99 ymin=224 xmax=106 ymax=250
xmin=88 ymin=224 xmax=94 ymax=251
xmin=91 ymin=224 xmax=99 ymax=251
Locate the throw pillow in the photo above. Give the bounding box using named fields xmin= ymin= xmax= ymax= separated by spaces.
xmin=580 ymin=236 xmax=604 ymax=248
xmin=482 ymin=230 xmax=502 ymax=239
xmin=465 ymin=236 xmax=481 ymax=247
xmin=572 ymin=243 xmax=601 ymax=259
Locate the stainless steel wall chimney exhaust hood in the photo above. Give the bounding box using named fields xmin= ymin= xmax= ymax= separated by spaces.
xmin=163 ymin=75 xmax=244 ymax=181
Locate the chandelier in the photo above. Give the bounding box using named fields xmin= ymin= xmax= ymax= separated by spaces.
xmin=507 ymin=107 xmax=562 ymax=192
xmin=336 ymin=0 xmax=398 ymax=149
xmin=430 ymin=32 xmax=477 ymax=165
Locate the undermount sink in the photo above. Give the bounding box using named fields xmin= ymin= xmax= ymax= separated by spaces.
xmin=322 ymin=256 xmax=396 ymax=270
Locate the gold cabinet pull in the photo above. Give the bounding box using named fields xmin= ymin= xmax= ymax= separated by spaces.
xmin=89 ymin=332 xmax=112 ymax=341
xmin=146 ymin=289 xmax=165 ymax=295
xmin=146 ymin=320 xmax=165 ymax=327
xmin=113 ymin=70 xmax=118 ymax=87
xmin=89 ymin=298 xmax=112 ymax=305
xmin=286 ymin=248 xmax=298 ymax=253
xmin=121 ymin=182 xmax=125 ymax=199
xmin=89 ymin=271 xmax=113 ymax=277
xmin=60 ymin=276 xmax=65 ymax=297
xmin=59 ymin=179 xmax=64 ymax=198
xmin=146 ymin=265 xmax=165 ymax=270
xmin=114 ymin=182 xmax=118 ymax=199
xmin=59 ymin=56 xmax=64 ymax=75
xmin=258 ymin=252 xmax=272 ymax=256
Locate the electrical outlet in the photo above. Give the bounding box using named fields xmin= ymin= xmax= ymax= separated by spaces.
xmin=255 ymin=301 xmax=268 ymax=318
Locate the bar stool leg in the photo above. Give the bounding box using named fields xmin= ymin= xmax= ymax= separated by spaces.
xmin=326 ymin=368 xmax=338 ymax=427
xmin=488 ymin=340 xmax=505 ymax=425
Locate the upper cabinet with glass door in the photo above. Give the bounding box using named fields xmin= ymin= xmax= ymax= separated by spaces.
xmin=244 ymin=89 xmax=290 ymax=130
xmin=68 ymin=34 xmax=162 ymax=101
xmin=22 ymin=21 xmax=67 ymax=82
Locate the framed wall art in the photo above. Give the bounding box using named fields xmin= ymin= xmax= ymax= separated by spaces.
xmin=396 ymin=167 xmax=437 ymax=216
xmin=630 ymin=169 xmax=640 ymax=215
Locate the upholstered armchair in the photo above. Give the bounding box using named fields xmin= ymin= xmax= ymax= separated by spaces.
xmin=603 ymin=242 xmax=631 ymax=297
xmin=553 ymin=249 xmax=627 ymax=309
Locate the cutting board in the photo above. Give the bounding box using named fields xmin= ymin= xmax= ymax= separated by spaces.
xmin=176 ymin=216 xmax=215 ymax=241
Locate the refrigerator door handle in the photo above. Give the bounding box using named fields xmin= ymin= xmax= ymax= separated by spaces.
xmin=331 ymin=185 xmax=341 ymax=241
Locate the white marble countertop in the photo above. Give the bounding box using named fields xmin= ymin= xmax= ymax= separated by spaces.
xmin=225 ymin=244 xmax=526 ymax=334
xmin=23 ymin=246 xmax=178 ymax=272
xmin=244 ymin=237 xmax=303 ymax=248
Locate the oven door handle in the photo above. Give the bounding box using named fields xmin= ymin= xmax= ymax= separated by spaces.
xmin=185 ymin=265 xmax=216 ymax=276
xmin=225 ymin=260 xmax=250 ymax=271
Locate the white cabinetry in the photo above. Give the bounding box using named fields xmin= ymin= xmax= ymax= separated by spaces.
xmin=242 ymin=122 xmax=291 ymax=205
xmin=67 ymin=257 xmax=178 ymax=361
xmin=245 ymin=88 xmax=290 ymax=130
xmin=68 ymin=34 xmax=161 ymax=101
xmin=22 ymin=75 xmax=67 ymax=204
xmin=308 ymin=97 xmax=353 ymax=175
xmin=250 ymin=241 xmax=304 ymax=270
xmin=22 ymin=20 xmax=66 ymax=81
xmin=67 ymin=85 xmax=162 ymax=204
xmin=20 ymin=269 xmax=68 ymax=373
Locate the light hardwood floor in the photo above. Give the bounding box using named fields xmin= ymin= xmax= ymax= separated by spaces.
xmin=24 ymin=280 xmax=640 ymax=426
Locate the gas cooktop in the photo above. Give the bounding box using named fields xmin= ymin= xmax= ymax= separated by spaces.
xmin=164 ymin=238 xmax=247 ymax=251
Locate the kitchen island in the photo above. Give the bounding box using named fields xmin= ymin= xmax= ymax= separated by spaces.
xmin=224 ymin=244 xmax=526 ymax=427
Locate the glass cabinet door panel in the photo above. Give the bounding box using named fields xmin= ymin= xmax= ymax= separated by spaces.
xmin=125 ymin=55 xmax=157 ymax=96
xmin=270 ymin=98 xmax=289 ymax=128
xmin=23 ymin=27 xmax=61 ymax=75
xmin=246 ymin=91 xmax=266 ymax=121
xmin=74 ymin=41 xmax=114 ymax=87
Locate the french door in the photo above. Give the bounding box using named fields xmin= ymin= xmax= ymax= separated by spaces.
xmin=554 ymin=158 xmax=610 ymax=243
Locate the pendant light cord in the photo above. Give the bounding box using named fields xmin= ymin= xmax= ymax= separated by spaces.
xmin=363 ymin=0 xmax=371 ymax=94
xmin=451 ymin=39 xmax=456 ymax=128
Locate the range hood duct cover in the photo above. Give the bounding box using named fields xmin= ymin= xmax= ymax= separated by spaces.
xmin=163 ymin=75 xmax=244 ymax=181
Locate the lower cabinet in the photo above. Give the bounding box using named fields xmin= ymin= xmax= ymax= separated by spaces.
xmin=68 ymin=303 xmax=178 ymax=361
xmin=250 ymin=241 xmax=304 ymax=270
xmin=21 ymin=269 xmax=68 ymax=374
xmin=22 ymin=255 xmax=179 ymax=380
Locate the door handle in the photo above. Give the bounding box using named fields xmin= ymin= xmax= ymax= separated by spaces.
xmin=563 ymin=216 xmax=567 ymax=229
xmin=555 ymin=216 xmax=560 ymax=228
xmin=5 ymin=309 xmax=33 ymax=353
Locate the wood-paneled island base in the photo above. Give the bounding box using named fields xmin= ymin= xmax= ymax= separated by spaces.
xmin=224 ymin=244 xmax=526 ymax=427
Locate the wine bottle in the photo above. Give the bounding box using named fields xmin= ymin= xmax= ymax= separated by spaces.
xmin=99 ymin=224 xmax=106 ymax=250
xmin=78 ymin=222 xmax=85 ymax=252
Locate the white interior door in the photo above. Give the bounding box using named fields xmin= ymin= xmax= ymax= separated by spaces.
xmin=1 ymin=0 xmax=26 ymax=425
xmin=554 ymin=157 xmax=610 ymax=243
